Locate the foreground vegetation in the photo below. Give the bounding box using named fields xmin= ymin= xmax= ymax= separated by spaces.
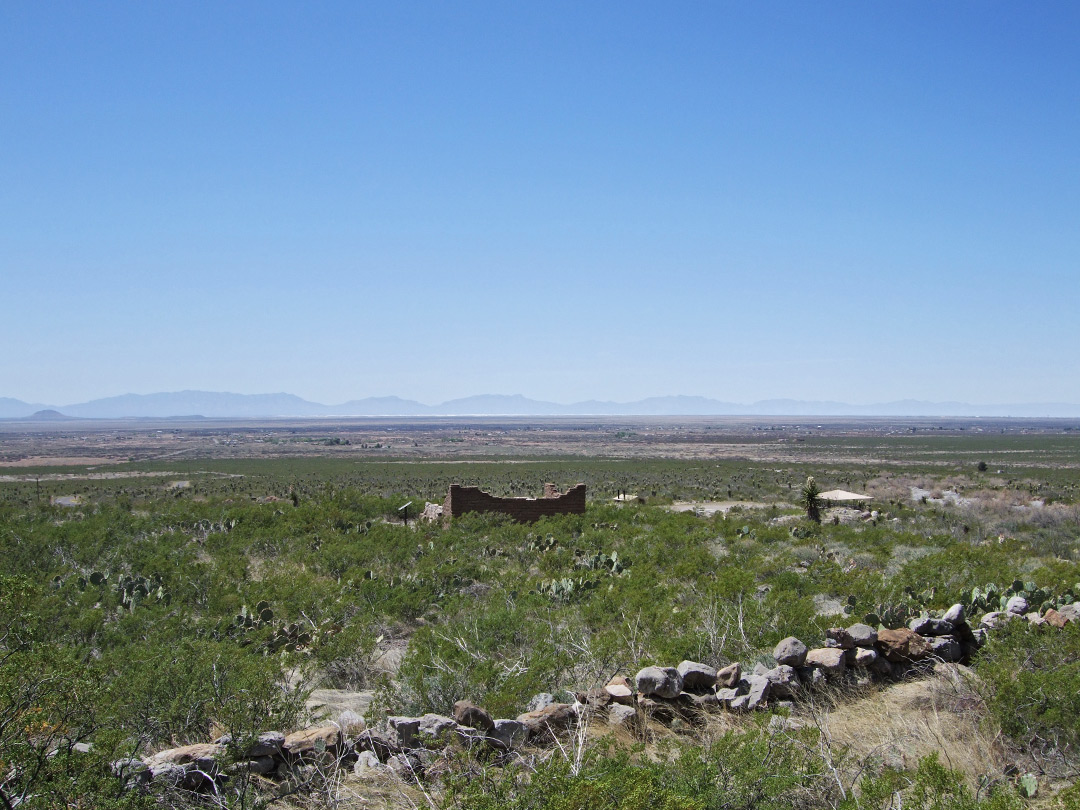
xmin=2 ymin=451 xmax=1080 ymax=808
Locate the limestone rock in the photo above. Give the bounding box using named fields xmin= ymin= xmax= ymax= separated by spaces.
xmin=607 ymin=703 xmax=639 ymax=729
xmin=676 ymin=660 xmax=717 ymax=692
xmin=487 ymin=719 xmax=529 ymax=750
xmin=516 ymin=703 xmax=577 ymax=736
xmin=604 ymin=676 xmax=635 ymax=705
xmin=635 ymin=666 xmax=683 ymax=699
xmin=283 ymin=726 xmax=341 ymax=758
xmin=145 ymin=743 xmax=222 ymax=769
xmin=353 ymin=750 xmax=384 ymax=777
xmin=846 ymin=623 xmax=878 ymax=648
xmin=942 ymin=603 xmax=966 ymax=625
xmin=716 ymin=662 xmax=741 ymax=688
xmin=526 ymin=693 xmax=555 ymax=712
xmin=852 ymin=647 xmax=878 ymax=668
xmin=1006 ymin=596 xmax=1029 ymax=615
xmin=774 ymin=637 xmax=808 ymax=667
xmin=1059 ymin=603 xmax=1080 ymax=623
xmin=908 ymin=617 xmax=954 ymax=636
xmin=826 ymin=627 xmax=855 ymax=649
xmin=244 ymin=731 xmax=285 ymax=758
xmin=877 ymin=627 xmax=931 ymax=662
xmin=763 ymin=665 xmax=800 ymax=699
xmin=453 ymin=700 xmax=494 ymax=732
xmin=805 ymin=648 xmax=846 ymax=677
xmin=926 ymin=635 xmax=962 ymax=662
xmin=744 ymin=673 xmax=771 ymax=709
xmin=1044 ymin=608 xmax=1071 ymax=628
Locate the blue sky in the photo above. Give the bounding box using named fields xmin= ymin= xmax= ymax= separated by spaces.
xmin=2 ymin=2 xmax=1078 ymax=406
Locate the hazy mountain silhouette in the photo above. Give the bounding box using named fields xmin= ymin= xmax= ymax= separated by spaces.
xmin=1 ymin=391 xmax=1079 ymax=419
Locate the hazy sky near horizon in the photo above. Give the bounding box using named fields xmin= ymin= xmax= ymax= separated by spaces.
xmin=2 ymin=2 xmax=1078 ymax=407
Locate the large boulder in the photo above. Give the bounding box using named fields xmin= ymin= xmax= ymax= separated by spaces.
xmin=144 ymin=744 xmax=223 ymax=792
xmin=576 ymin=687 xmax=613 ymax=710
xmin=716 ymin=662 xmax=741 ymax=688
xmin=1044 ymin=608 xmax=1071 ymax=628
xmin=453 ymin=700 xmax=494 ymax=732
xmin=635 ymin=666 xmax=683 ymax=699
xmin=145 ymin=743 xmax=222 ymax=769
xmin=942 ymin=604 xmax=966 ymax=625
xmin=908 ymin=617 xmax=954 ymax=636
xmin=284 ymin=726 xmax=342 ymax=758
xmin=604 ymin=676 xmax=635 ymax=705
xmin=927 ymin=635 xmax=962 ymax=662
xmin=876 ymin=627 xmax=931 ymax=662
xmin=607 ymin=703 xmax=639 ymax=730
xmin=846 ymin=623 xmax=878 ymax=648
xmin=1059 ymin=603 xmax=1080 ymax=623
xmin=353 ymin=729 xmax=400 ymax=761
xmin=763 ymin=665 xmax=799 ymax=699
xmin=486 ymin=719 xmax=529 ymax=750
xmin=516 ymin=703 xmax=577 ymax=737
xmin=1006 ymin=596 xmax=1029 ymax=615
xmin=676 ymin=661 xmax=718 ymax=692
xmin=825 ymin=627 xmax=856 ymax=649
xmin=852 ymin=647 xmax=878 ymax=668
xmin=744 ymin=674 xmax=771 ymax=709
xmin=804 ymin=648 xmax=846 ymax=678
xmin=526 ymin=693 xmax=555 ymax=712
xmin=773 ymin=637 xmax=808 ymax=667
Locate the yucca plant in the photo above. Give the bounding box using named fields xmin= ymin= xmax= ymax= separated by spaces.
xmin=801 ymin=476 xmax=822 ymax=524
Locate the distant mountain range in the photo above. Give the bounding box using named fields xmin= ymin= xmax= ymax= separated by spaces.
xmin=2 ymin=391 xmax=1080 ymax=419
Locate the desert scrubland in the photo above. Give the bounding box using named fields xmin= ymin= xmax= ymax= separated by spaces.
xmin=3 ymin=417 xmax=1080 ymax=809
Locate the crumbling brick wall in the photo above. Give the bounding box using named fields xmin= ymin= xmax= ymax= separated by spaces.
xmin=443 ymin=483 xmax=586 ymax=522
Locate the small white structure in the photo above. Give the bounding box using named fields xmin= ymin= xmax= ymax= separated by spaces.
xmin=818 ymin=489 xmax=872 ymax=503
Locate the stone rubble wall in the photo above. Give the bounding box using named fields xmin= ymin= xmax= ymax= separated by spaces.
xmin=113 ymin=598 xmax=1080 ymax=797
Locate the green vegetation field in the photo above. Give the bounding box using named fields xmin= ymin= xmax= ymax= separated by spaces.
xmin=3 ymin=438 xmax=1080 ymax=809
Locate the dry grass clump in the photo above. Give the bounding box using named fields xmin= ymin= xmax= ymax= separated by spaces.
xmin=809 ymin=664 xmax=1008 ymax=788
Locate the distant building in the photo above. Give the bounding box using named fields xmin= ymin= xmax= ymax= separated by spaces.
xmin=818 ymin=489 xmax=872 ymax=504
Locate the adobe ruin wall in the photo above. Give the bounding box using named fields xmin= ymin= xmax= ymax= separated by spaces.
xmin=442 ymin=482 xmax=586 ymax=522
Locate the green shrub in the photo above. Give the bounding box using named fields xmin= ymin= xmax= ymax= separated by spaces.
xmin=976 ymin=620 xmax=1080 ymax=767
